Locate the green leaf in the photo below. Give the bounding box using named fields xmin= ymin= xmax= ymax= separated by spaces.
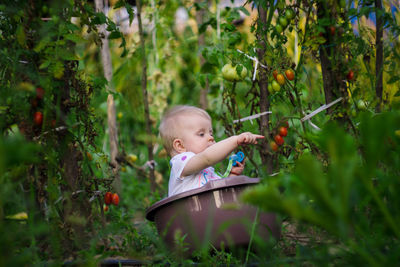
xmin=227 ymin=9 xmax=241 ymax=23
xmin=238 ymin=6 xmax=250 ymax=16
xmin=16 ymin=25 xmax=26 ymax=47
xmin=65 ymin=22 xmax=80 ymax=32
xmin=39 ymin=60 xmax=51 ymax=69
xmin=221 ymin=23 xmax=235 ymax=32
xmin=227 ymin=32 xmax=241 ymax=47
xmin=108 ymin=31 xmax=122 ymax=39
xmin=64 ymin=33 xmax=85 ymax=44
xmin=200 ymin=62 xmax=216 ymax=74
xmin=93 ymin=12 xmax=107 ymax=24
xmin=60 ymin=51 xmax=77 ymax=61
xmin=114 ymin=0 xmax=125 ymax=9
xmin=106 ymin=21 xmax=117 ymax=31
xmin=126 ymin=4 xmax=134 ymax=25
xmin=387 ymin=76 xmax=400 ymax=84
xmin=34 ymin=37 xmax=51 ymax=53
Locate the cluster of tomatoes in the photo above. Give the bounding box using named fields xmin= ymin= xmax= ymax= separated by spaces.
xmin=269 ymin=69 xmax=295 ymax=93
xmin=275 ymin=8 xmax=295 ymax=34
xmin=269 ymin=121 xmax=289 ymax=152
xmin=103 ymin=191 xmax=119 ymax=212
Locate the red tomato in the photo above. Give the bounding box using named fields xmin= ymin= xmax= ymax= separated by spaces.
xmin=112 ymin=193 xmax=119 ymax=206
xmin=273 ymin=70 xmax=278 ymax=80
xmin=270 ymin=141 xmax=279 ymax=152
xmin=33 ymin=111 xmax=43 ymax=126
xmin=347 ymin=70 xmax=354 ymax=81
xmin=274 ymin=135 xmax=285 ymax=146
xmin=86 ymin=151 xmax=93 ymax=161
xmin=36 ymin=87 xmax=45 ymax=100
xmin=104 ymin=205 xmax=109 ymax=212
xmin=329 ymin=26 xmax=336 ymax=36
xmin=285 ymin=69 xmax=295 ymax=81
xmin=104 ymin=192 xmax=112 ymax=205
xmin=276 ymin=74 xmax=285 ymax=85
xmin=278 ymin=126 xmax=288 ymax=137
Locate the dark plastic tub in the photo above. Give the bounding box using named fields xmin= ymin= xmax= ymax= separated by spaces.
xmin=146 ymin=176 xmax=280 ymax=254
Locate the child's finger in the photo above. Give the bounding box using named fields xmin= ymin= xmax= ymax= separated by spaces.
xmin=236 ymin=161 xmax=244 ymax=167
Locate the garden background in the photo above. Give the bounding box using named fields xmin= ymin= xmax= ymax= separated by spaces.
xmin=1 ymin=0 xmax=400 ymax=265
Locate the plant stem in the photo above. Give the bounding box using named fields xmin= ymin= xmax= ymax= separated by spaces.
xmin=137 ymin=0 xmax=156 ymax=192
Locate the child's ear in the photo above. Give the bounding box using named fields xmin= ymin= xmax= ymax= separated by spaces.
xmin=172 ymin=138 xmax=185 ymax=153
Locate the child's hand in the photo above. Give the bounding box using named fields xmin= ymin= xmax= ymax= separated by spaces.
xmin=230 ymin=160 xmax=245 ymax=176
xmin=237 ymin=132 xmax=264 ymax=145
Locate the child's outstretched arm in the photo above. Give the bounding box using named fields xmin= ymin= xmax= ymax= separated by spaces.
xmin=181 ymin=132 xmax=263 ymax=177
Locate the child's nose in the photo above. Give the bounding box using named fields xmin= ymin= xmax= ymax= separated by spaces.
xmin=208 ymin=135 xmax=214 ymax=142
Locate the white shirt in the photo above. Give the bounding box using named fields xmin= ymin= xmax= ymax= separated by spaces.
xmin=168 ymin=152 xmax=222 ymax=196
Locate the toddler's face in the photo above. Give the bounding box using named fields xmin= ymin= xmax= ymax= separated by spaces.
xmin=178 ymin=113 xmax=215 ymax=154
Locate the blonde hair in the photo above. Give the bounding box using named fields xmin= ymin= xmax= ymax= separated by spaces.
xmin=159 ymin=105 xmax=211 ymax=156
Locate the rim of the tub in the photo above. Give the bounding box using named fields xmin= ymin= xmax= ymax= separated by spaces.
xmin=145 ymin=175 xmax=260 ymax=222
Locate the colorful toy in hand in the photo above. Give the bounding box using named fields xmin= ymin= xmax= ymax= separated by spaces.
xmin=218 ymin=151 xmax=245 ymax=178
xmin=230 ymin=151 xmax=244 ymax=166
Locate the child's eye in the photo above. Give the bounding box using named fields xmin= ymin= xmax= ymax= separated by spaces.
xmin=199 ymin=133 xmax=204 ymax=137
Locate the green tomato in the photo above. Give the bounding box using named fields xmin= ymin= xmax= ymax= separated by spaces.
xmin=268 ymin=83 xmax=274 ymax=94
xmin=339 ymin=0 xmax=346 ymax=8
xmin=277 ymin=1 xmax=285 ymax=10
xmin=275 ymin=24 xmax=283 ymax=34
xmin=285 ymin=9 xmax=295 ymax=20
xmin=236 ymin=65 xmax=248 ymax=80
xmin=271 ymin=80 xmax=281 ymax=92
xmin=222 ymin=64 xmax=237 ymax=82
xmin=279 ymin=17 xmax=288 ymax=28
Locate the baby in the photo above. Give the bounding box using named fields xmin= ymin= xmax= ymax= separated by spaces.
xmin=159 ymin=105 xmax=264 ymax=196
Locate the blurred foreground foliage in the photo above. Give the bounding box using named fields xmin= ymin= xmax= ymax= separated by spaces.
xmin=243 ymin=110 xmax=400 ymax=265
